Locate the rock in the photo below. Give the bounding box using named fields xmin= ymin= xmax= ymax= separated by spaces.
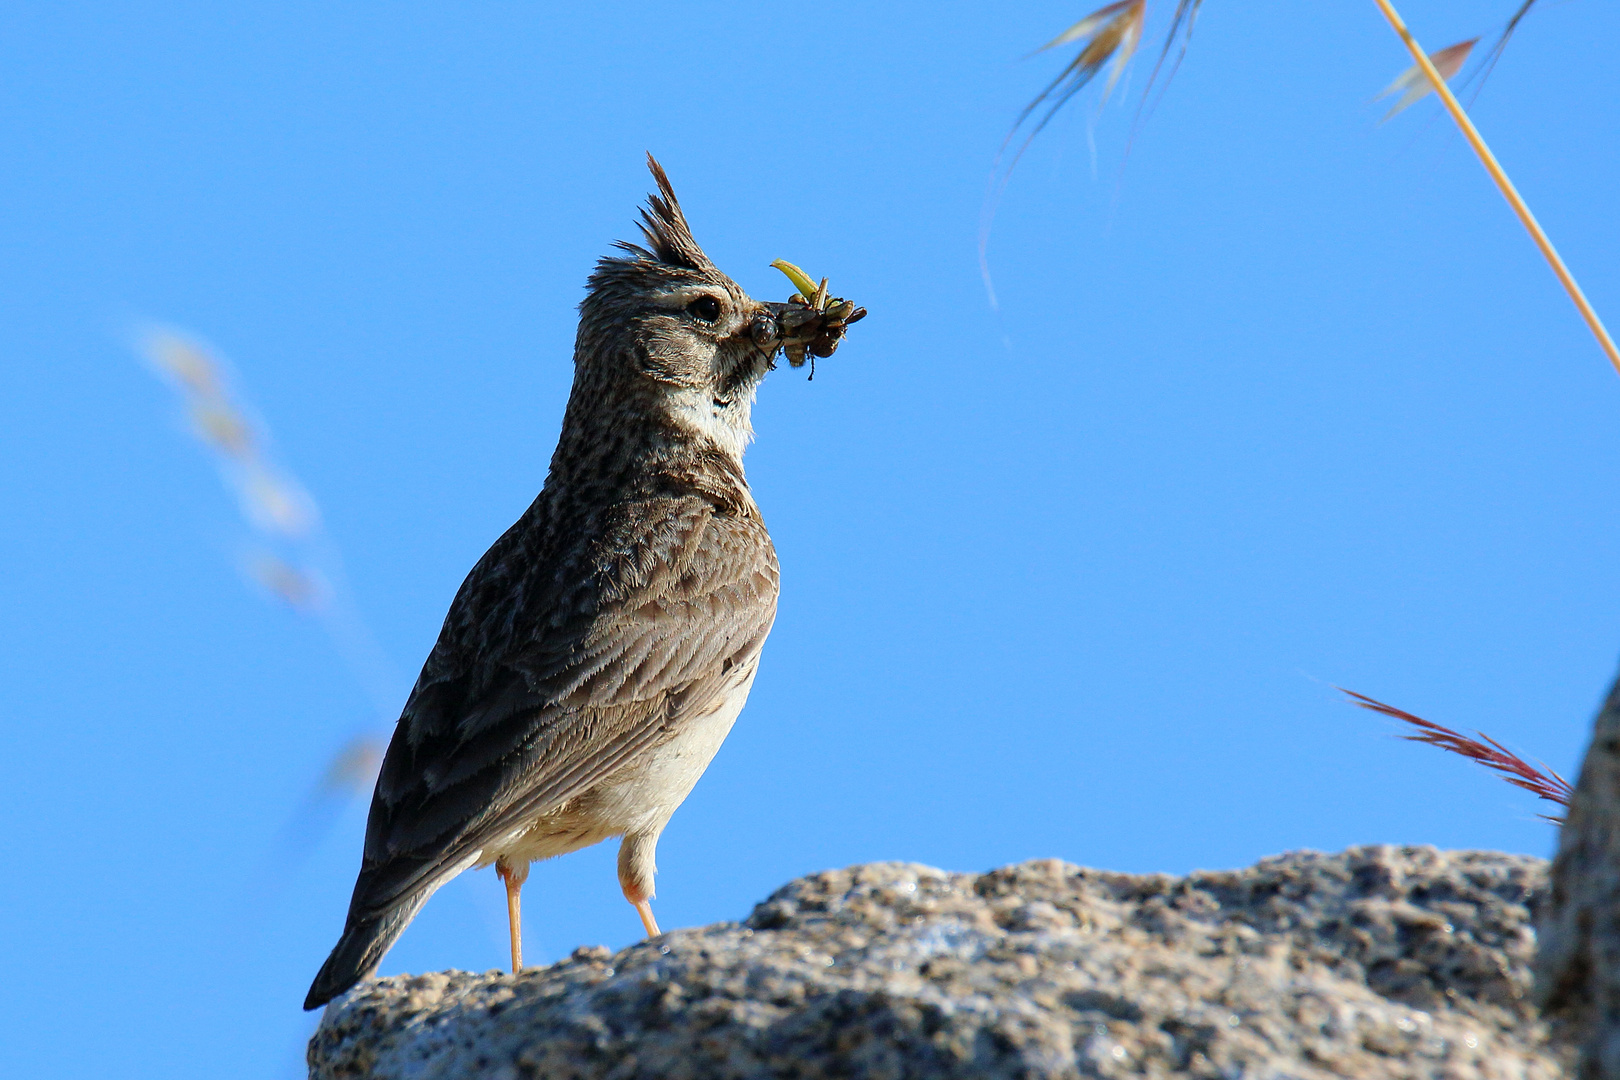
xmin=1537 ymin=671 xmax=1620 ymax=1078
xmin=309 ymin=846 xmax=1569 ymax=1079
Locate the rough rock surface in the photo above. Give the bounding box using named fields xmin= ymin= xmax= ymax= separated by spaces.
xmin=310 ymin=846 xmax=1568 ymax=1079
xmin=1538 ymin=670 xmax=1620 ymax=1078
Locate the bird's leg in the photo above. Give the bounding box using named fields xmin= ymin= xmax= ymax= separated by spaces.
xmin=633 ymin=897 xmax=661 ymax=938
xmin=495 ymin=856 xmax=529 ymax=973
xmin=618 ymin=833 xmax=661 ymax=938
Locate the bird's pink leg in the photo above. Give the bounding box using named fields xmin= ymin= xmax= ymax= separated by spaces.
xmin=618 ymin=834 xmax=660 ymax=937
xmin=632 ymin=897 xmax=661 ymax=938
xmin=495 ymin=857 xmax=528 ymax=973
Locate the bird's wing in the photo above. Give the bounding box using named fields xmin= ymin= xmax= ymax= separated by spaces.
xmin=349 ymin=496 xmax=778 ymax=918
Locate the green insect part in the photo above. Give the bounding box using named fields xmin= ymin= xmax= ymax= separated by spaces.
xmin=769 ymin=260 xmax=821 ymax=304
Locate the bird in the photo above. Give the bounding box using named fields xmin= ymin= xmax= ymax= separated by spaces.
xmin=304 ymin=156 xmax=844 ymax=1011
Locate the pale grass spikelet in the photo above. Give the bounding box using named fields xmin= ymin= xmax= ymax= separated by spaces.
xmin=1377 ymin=38 xmax=1477 ymax=120
xmin=243 ymin=549 xmax=328 ymax=613
xmin=146 ymin=331 xmax=225 ymax=398
xmin=134 ymin=327 xmax=396 ymax=704
xmin=137 ymin=324 xmax=396 ymax=872
xmin=1001 ymin=0 xmax=1145 ymax=177
xmin=139 ymin=327 xmax=321 ymax=547
xmin=187 ymin=400 xmax=255 ymax=459
xmin=317 ymin=735 xmax=386 ymax=798
xmin=240 ymin=461 xmax=318 ymax=539
xmin=1341 ymin=688 xmax=1572 ymax=822
xmin=1032 ymin=0 xmax=1146 ymax=110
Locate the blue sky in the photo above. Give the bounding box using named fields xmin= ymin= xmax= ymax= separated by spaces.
xmin=3 ymin=1 xmax=1616 ymax=1075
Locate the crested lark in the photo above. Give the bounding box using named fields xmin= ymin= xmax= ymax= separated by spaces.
xmin=305 ymin=157 xmax=860 ymax=1010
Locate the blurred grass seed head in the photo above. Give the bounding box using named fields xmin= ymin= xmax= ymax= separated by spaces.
xmin=1378 ymin=37 xmax=1477 ymax=120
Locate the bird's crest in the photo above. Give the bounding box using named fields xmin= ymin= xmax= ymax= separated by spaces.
xmin=617 ymin=154 xmax=713 ymax=272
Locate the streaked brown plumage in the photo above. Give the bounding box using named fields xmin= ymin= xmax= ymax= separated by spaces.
xmin=305 ymin=158 xmax=830 ymax=1010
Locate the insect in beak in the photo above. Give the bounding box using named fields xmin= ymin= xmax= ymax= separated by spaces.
xmin=763 ymin=260 xmax=867 ymax=376
xmin=750 ymin=311 xmax=780 ymax=349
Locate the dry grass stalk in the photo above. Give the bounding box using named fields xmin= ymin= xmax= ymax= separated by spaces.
xmin=1340 ymin=688 xmax=1572 ymax=822
xmin=1371 ymin=0 xmax=1620 ymax=378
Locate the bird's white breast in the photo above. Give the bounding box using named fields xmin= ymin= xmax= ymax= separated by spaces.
xmin=485 ymin=661 xmax=760 ymax=867
xmin=589 ymin=661 xmax=758 ymax=836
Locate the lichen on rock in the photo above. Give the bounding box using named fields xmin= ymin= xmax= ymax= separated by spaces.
xmin=310 ymin=846 xmax=1568 ymax=1079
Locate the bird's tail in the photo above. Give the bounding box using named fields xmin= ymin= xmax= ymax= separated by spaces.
xmin=303 ymin=888 xmax=434 ymax=1010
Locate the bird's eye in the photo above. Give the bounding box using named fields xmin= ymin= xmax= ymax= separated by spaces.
xmin=687 ymin=296 xmax=722 ymax=322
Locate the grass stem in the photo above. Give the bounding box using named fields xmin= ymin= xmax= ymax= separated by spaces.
xmin=1371 ymin=0 xmax=1620 ymax=378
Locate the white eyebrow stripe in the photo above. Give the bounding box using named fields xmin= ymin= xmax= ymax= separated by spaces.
xmin=651 ymin=286 xmax=729 ymax=309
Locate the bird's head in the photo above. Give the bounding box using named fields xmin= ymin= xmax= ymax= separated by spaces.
xmin=575 ymin=156 xmax=787 ymax=462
